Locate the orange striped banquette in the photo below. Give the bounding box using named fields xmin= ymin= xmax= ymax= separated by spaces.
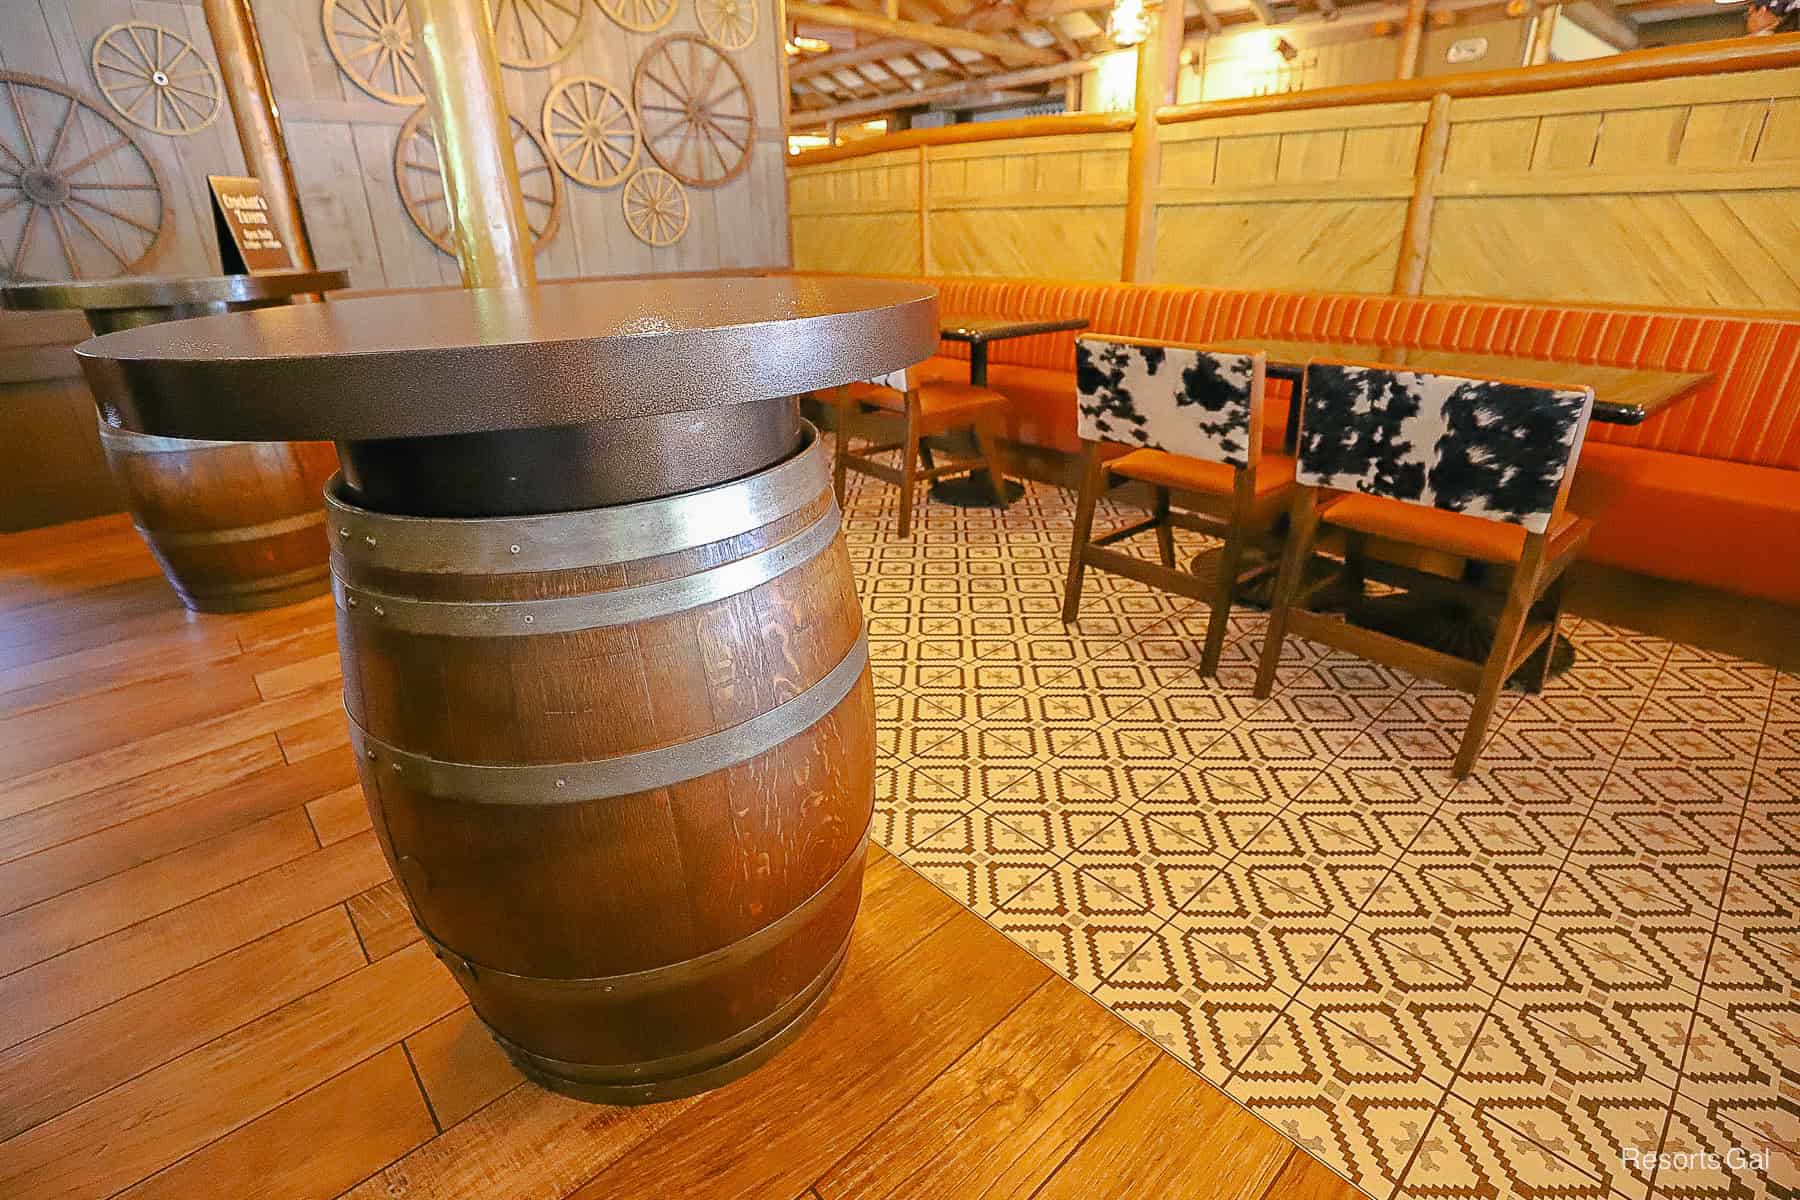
xmin=862 ymin=275 xmax=1800 ymax=606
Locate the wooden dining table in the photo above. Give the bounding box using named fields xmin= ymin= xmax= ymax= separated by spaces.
xmin=929 ymin=314 xmax=1092 ymax=505
xmin=1208 ymin=338 xmax=1714 ymax=449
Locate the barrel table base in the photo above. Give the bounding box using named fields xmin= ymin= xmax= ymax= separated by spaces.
xmin=484 ymin=921 xmax=853 ymax=1105
xmin=100 ymin=427 xmax=336 ymax=613
xmin=332 ymin=424 xmax=875 ymax=1105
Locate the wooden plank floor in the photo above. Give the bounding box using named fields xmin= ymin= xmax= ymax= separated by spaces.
xmin=0 ymin=515 xmax=1365 ymax=1200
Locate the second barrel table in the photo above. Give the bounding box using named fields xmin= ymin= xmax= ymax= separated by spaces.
xmin=0 ymin=269 xmax=349 ymax=611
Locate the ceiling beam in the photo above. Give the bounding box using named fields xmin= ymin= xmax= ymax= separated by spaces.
xmin=791 ymin=37 xmax=916 ymax=78
xmin=1193 ymin=0 xmax=1224 ymax=33
xmin=1243 ymin=0 xmax=1279 ymax=22
xmin=790 ymin=57 xmax=1096 ymax=125
xmin=787 ymin=2 xmax=1061 ymax=65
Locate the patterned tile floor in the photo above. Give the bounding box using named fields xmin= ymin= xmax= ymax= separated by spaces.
xmin=832 ymin=438 xmax=1799 ymax=1200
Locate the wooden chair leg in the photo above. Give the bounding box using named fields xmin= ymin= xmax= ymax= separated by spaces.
xmin=831 ymin=396 xmax=852 ymax=508
xmin=1062 ymin=443 xmax=1105 ymax=624
xmin=1152 ymin=486 xmax=1176 ymax=569
xmin=1453 ymin=539 xmax=1547 ymax=778
xmin=974 ymin=415 xmax=1010 ymax=505
xmin=1341 ymin=531 xmax=1368 ymax=617
xmin=897 ymin=406 xmax=921 ymax=539
xmin=1200 ymin=529 xmax=1245 ymax=677
xmin=1528 ymin=573 xmax=1568 ymax=694
xmin=1254 ymin=490 xmax=1321 ymax=699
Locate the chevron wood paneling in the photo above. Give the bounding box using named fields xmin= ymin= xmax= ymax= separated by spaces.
xmin=1425 ymin=66 xmax=1800 ymax=308
xmin=1153 ymin=102 xmax=1428 ymax=293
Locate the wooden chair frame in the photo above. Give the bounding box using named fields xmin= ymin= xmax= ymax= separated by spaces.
xmin=827 ymin=382 xmax=1009 ymax=538
xmin=1060 ymin=340 xmax=1276 ymax=677
xmin=1253 ymin=362 xmax=1595 ymax=778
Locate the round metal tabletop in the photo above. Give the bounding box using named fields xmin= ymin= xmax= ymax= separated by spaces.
xmin=0 ymin=269 xmax=349 ymax=313
xmin=76 ymin=276 xmax=939 ymax=443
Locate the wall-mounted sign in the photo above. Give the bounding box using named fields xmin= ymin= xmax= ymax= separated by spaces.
xmin=1446 ymin=36 xmax=1490 ymax=64
xmin=207 ymin=175 xmax=293 ymax=274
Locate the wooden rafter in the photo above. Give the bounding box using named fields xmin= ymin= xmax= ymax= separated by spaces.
xmin=788 ymin=1 xmax=1060 ymax=65
xmin=790 ymin=56 xmax=1094 ymax=125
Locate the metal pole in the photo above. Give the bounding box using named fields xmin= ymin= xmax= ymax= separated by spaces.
xmin=201 ymin=0 xmax=317 ymax=271
xmin=404 ymin=0 xmax=536 ymax=289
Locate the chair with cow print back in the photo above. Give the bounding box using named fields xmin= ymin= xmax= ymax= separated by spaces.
xmin=1254 ymin=359 xmax=1597 ymax=777
xmin=825 ymin=366 xmax=1012 ymax=538
xmin=1061 ymin=335 xmax=1294 ymax=677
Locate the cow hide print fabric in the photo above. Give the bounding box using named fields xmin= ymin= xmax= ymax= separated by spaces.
xmin=1297 ymin=363 xmax=1593 ymax=533
xmin=1076 ymin=338 xmax=1259 ymax=468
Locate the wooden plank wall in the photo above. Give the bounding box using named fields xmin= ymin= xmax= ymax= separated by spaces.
xmin=789 ymin=128 xmax=1130 ymax=280
xmin=785 ymin=49 xmax=1800 ymax=313
xmin=1425 ymin=64 xmax=1800 ymax=308
xmin=251 ymin=0 xmax=792 ymax=289
xmin=0 ymin=0 xmax=248 ymax=278
xmin=1154 ymin=101 xmax=1426 ymax=292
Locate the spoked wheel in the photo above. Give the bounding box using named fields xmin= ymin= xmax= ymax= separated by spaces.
xmin=323 ymin=0 xmax=426 ymax=106
xmin=632 ymin=34 xmax=756 ymax=189
xmin=490 ymin=0 xmax=590 ymax=69
xmin=0 ymin=72 xmax=169 ymax=282
xmin=395 ymin=105 xmax=563 ymax=256
xmin=541 ymin=76 xmax=639 ymax=188
xmin=90 ymin=22 xmax=222 ymax=136
xmin=595 ymin=0 xmax=678 ymax=32
xmin=622 ymin=167 xmax=688 ymax=247
xmin=695 ymin=0 xmax=759 ymax=51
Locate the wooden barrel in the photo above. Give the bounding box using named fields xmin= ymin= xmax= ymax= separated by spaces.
xmin=97 ymin=427 xmax=336 ymax=613
xmin=327 ymin=424 xmax=874 ymax=1104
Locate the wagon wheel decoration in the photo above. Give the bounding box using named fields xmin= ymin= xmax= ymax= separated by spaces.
xmin=595 ymin=0 xmax=676 ymax=34
xmin=90 ymin=22 xmax=222 ymax=136
xmin=490 ymin=0 xmax=589 ymax=69
xmin=632 ymin=35 xmax=756 ymax=188
xmin=541 ymin=77 xmax=639 ymax=188
xmin=323 ymin=0 xmax=426 ymax=106
xmin=395 ymin=105 xmax=563 ymax=256
xmin=695 ymin=0 xmax=759 ymax=51
xmin=622 ymin=167 xmax=687 ymax=247
xmin=0 ymin=72 xmax=169 ymax=282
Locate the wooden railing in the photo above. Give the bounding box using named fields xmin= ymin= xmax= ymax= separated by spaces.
xmin=786 ymin=33 xmax=1800 ymax=311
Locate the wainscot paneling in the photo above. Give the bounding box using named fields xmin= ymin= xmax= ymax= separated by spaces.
xmin=1425 ymin=64 xmax=1800 ymax=308
xmin=1152 ymin=101 xmax=1427 ymax=293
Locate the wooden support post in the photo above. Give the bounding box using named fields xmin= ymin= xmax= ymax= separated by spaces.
xmin=1393 ymin=91 xmax=1452 ymax=295
xmin=917 ymin=144 xmax=931 ymax=274
xmin=1121 ymin=4 xmax=1166 ymax=282
xmin=1396 ymin=0 xmax=1429 ymax=78
xmin=1528 ymin=3 xmax=1561 ymax=64
xmin=404 ymin=0 xmax=535 ymax=289
xmin=1160 ymin=0 xmax=1186 ymax=105
xmin=201 ymin=0 xmax=317 ymax=272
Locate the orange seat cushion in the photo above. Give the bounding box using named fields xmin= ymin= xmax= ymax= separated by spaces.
xmin=1568 ymin=442 xmax=1800 ymax=605
xmin=847 ymin=379 xmax=1008 ymax=420
xmin=1321 ymin=494 xmax=1582 ymax=564
xmin=1110 ymin=449 xmax=1296 ymax=505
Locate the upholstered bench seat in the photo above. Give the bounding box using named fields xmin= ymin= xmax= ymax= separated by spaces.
xmin=1569 ymin=443 xmax=1800 ymax=606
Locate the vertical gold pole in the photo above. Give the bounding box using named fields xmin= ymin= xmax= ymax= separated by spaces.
xmin=404 ymin=0 xmax=536 ymax=289
xmin=1121 ymin=6 xmax=1165 ymax=283
xmin=1396 ymin=0 xmax=1429 ymax=79
xmin=1393 ymin=92 xmax=1452 ymax=295
xmin=202 ymin=0 xmax=317 ymax=271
